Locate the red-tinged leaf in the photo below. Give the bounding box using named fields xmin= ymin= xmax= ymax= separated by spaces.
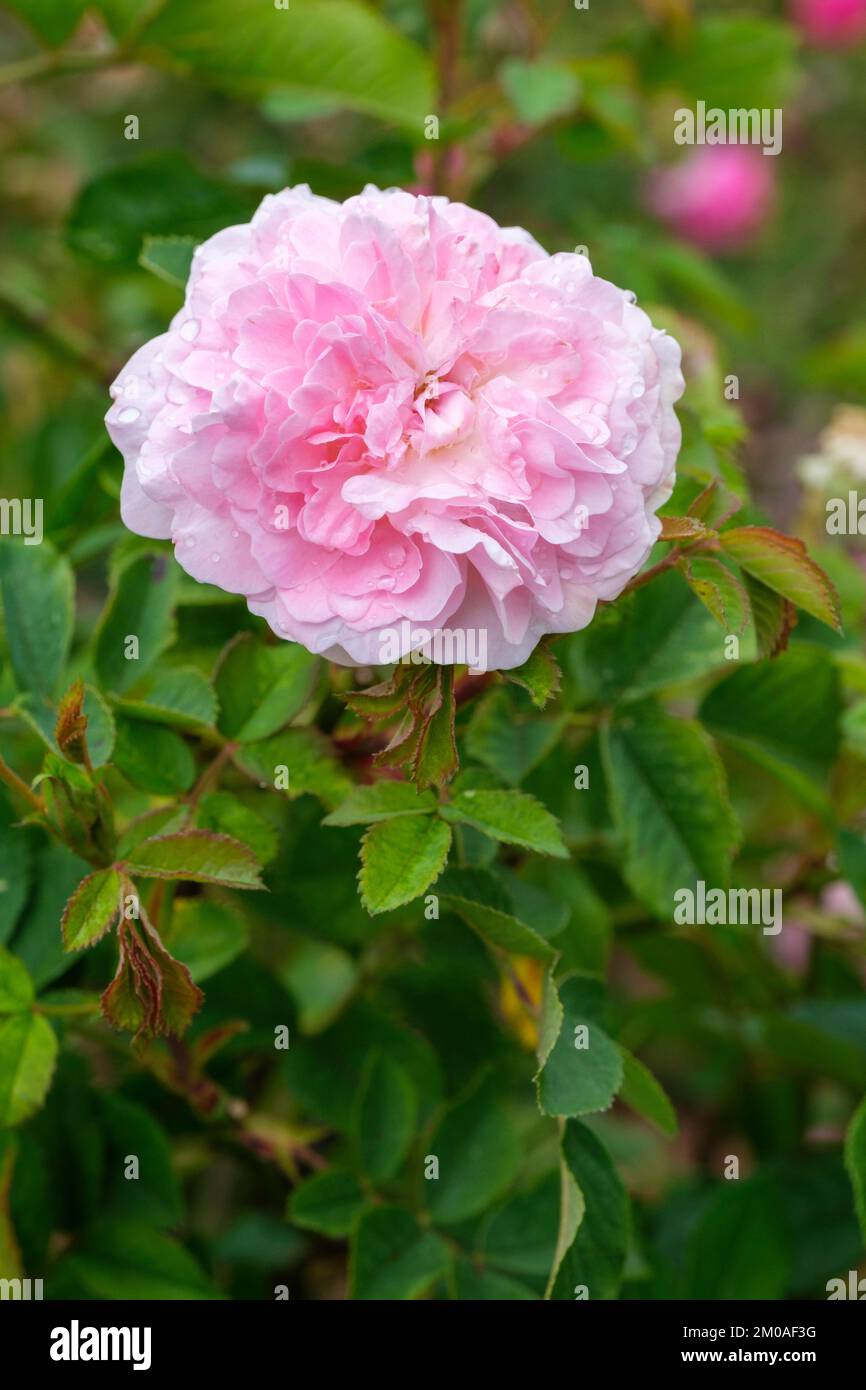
xmin=659 ymin=515 xmax=713 ymax=542
xmin=101 ymin=914 xmax=203 ymax=1041
xmin=55 ymin=678 xmax=89 ymax=764
xmin=720 ymin=526 xmax=842 ymax=632
xmin=191 ymin=1020 xmax=249 ymax=1068
xmin=743 ymin=573 xmax=798 ymax=659
xmin=687 ymin=479 xmax=743 ymax=528
xmin=413 ymin=666 xmax=458 ymax=790
xmin=681 ymin=556 xmax=750 ymax=633
xmin=61 ymin=867 xmax=123 ymax=952
xmin=122 ymin=829 xmax=264 ymax=889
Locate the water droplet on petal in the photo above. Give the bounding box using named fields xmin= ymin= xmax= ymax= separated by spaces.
xmin=625 ymin=290 xmax=637 ymax=304
xmin=231 ymin=529 xmax=240 ymax=539
xmin=385 ymin=545 xmax=406 ymax=568
xmin=211 ymin=552 xmax=221 ymax=563
xmin=117 ymin=407 xmax=140 ymax=424
xmin=561 ymin=566 xmax=574 ymax=580
xmin=180 ymin=318 xmax=200 ymax=342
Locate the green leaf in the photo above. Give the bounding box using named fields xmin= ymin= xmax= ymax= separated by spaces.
xmin=482 ymin=1172 xmax=560 ymax=1278
xmin=289 ymin=1171 xmax=366 ymax=1239
xmin=323 ymin=782 xmax=436 ymax=826
xmin=838 ymin=829 xmax=866 ymax=914
xmin=137 ymin=0 xmax=436 ymax=129
xmin=100 ymin=1093 xmax=182 ymax=1227
xmin=350 ymin=1206 xmax=450 ymax=1300
xmin=277 ymin=935 xmax=357 ymax=1034
xmin=0 ymin=1014 xmax=58 ymax=1128
xmin=195 ymin=791 xmax=278 ymax=866
xmin=565 ymin=569 xmax=734 ymax=706
xmin=46 ymin=1220 xmax=220 ymax=1299
xmin=165 ymin=898 xmax=249 ymax=983
xmin=700 ymin=647 xmax=841 ymax=815
xmin=359 ymin=816 xmax=451 ymax=915
xmin=437 ymin=867 xmax=557 ymax=963
xmin=1 ymin=0 xmax=89 ymax=45
xmin=685 ymin=1178 xmax=789 ymax=1299
xmin=279 ymin=1001 xmax=441 ymax=1131
xmin=233 ymin=728 xmax=352 ymax=808
xmin=743 ymin=573 xmax=797 ymax=659
xmin=441 ymin=789 xmax=568 ymax=858
xmin=112 ymin=665 xmax=217 ymax=732
xmin=720 ymin=526 xmax=842 ymax=632
xmin=0 ymin=542 xmax=73 ymax=697
xmin=214 ymin=634 xmax=319 ymax=741
xmin=61 ymin=868 xmax=122 ymax=953
xmin=124 ymin=830 xmax=264 ymax=889
xmin=116 ymin=805 xmax=189 ymax=858
xmin=425 ymin=1076 xmax=520 ymax=1225
xmin=501 ymin=58 xmax=581 ymax=125
xmin=844 ymin=1095 xmax=866 ymax=1245
xmin=0 ymin=948 xmax=33 ymax=1014
xmin=353 ymin=1052 xmax=418 ymax=1184
xmin=549 ymin=1121 xmax=629 ymax=1300
xmin=505 ymin=642 xmax=563 ymax=710
xmin=602 ymin=702 xmax=739 ymax=920
xmin=536 ymin=977 xmax=623 ymax=1119
xmin=619 ymin=1049 xmax=678 ymax=1137
xmin=112 ymin=716 xmax=195 ymax=794
xmin=93 ymin=551 xmax=177 ymax=694
xmin=466 ymin=687 xmax=565 ymax=786
xmin=454 ymin=1257 xmax=538 ymax=1300
xmin=681 ymin=554 xmax=750 ymax=633
xmin=0 ymin=801 xmax=30 ymax=947
xmin=10 ymin=844 xmax=91 ymax=988
xmin=138 ymin=233 xmax=197 ymax=288
xmin=66 ymin=152 xmax=255 ymax=266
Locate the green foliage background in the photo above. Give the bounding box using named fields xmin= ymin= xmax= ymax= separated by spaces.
xmin=1 ymin=0 xmax=866 ymax=1301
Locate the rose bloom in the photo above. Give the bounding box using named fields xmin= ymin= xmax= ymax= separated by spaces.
xmin=790 ymin=0 xmax=866 ymax=47
xmin=108 ymin=186 xmax=683 ymax=670
xmin=647 ymin=146 xmax=775 ymax=254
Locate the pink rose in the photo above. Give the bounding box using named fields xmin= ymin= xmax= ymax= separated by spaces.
xmin=790 ymin=0 xmax=866 ymax=47
xmin=647 ymin=146 xmax=775 ymax=254
xmin=108 ymin=186 xmax=683 ymax=670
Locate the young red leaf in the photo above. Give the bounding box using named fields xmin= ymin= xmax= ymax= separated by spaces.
xmin=719 ymin=526 xmax=842 ymax=632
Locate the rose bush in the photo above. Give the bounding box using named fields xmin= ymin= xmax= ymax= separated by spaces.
xmin=1 ymin=0 xmax=866 ymax=1310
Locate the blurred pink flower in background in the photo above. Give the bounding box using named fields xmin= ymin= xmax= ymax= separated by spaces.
xmin=790 ymin=0 xmax=866 ymax=47
xmin=647 ymin=146 xmax=776 ymax=253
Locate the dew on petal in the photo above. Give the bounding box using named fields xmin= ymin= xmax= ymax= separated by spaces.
xmin=180 ymin=318 xmax=200 ymax=342
xmin=117 ymin=407 xmax=140 ymax=423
